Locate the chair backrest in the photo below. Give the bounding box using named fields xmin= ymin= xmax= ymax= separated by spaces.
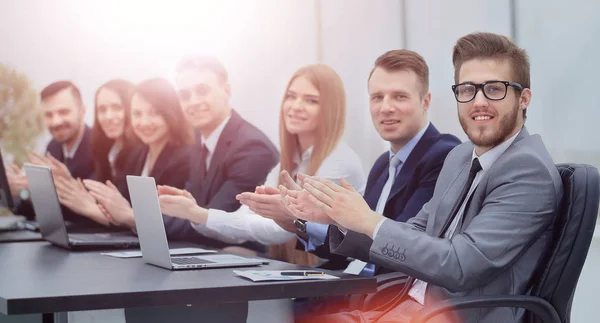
xmin=530 ymin=164 xmax=599 ymax=323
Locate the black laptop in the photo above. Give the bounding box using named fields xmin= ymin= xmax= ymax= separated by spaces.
xmin=0 ymin=148 xmax=14 ymax=210
xmin=24 ymin=163 xmax=139 ymax=250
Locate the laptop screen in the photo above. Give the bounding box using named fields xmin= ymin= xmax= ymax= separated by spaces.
xmin=24 ymin=164 xmax=70 ymax=247
xmin=127 ymin=175 xmax=173 ymax=269
xmin=0 ymin=149 xmax=15 ymax=210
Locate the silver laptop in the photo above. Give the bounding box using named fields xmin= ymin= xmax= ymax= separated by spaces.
xmin=24 ymin=164 xmax=140 ymax=250
xmin=126 ymin=175 xmax=266 ymax=270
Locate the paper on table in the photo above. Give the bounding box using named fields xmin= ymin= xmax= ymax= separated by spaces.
xmin=234 ymin=270 xmax=339 ymax=282
xmin=101 ymin=247 xmax=217 ymax=258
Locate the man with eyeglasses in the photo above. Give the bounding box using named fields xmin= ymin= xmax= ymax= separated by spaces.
xmin=285 ymin=32 xmax=563 ymax=323
xmin=157 ymin=55 xmax=278 ymax=251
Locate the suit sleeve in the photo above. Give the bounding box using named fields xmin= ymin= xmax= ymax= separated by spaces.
xmin=163 ymin=139 xmax=278 ymax=241
xmin=204 ymin=139 xmax=279 ymax=211
xmin=367 ymin=153 xmax=560 ymax=292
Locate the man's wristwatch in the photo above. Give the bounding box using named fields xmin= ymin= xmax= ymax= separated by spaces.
xmin=294 ymin=219 xmax=307 ymax=232
xmin=294 ymin=219 xmax=309 ymax=240
xmin=19 ymin=188 xmax=30 ymax=201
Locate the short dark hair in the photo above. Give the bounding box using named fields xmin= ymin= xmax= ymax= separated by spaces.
xmin=40 ymin=81 xmax=82 ymax=104
xmin=452 ymin=32 xmax=530 ymax=118
xmin=175 ymin=55 xmax=228 ymax=83
xmin=368 ymin=50 xmax=430 ymax=96
xmin=129 ymin=78 xmax=194 ymax=146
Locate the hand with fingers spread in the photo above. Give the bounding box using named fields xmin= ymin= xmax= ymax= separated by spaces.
xmin=157 ymin=185 xmax=207 ymax=225
xmin=27 ymin=152 xmax=51 ymax=167
xmin=83 ymin=179 xmax=136 ymax=228
xmin=278 ymin=170 xmax=335 ymax=225
xmin=236 ymin=185 xmax=293 ymax=221
xmin=45 ymin=153 xmax=72 ymax=179
xmin=300 ymin=176 xmax=384 ymax=238
xmin=55 ymin=177 xmax=113 ymax=226
xmin=236 ymin=184 xmax=297 ymax=233
xmin=6 ymin=164 xmax=28 ymax=197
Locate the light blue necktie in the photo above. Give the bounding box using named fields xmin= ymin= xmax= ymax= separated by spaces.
xmin=356 ymin=155 xmax=402 ymax=276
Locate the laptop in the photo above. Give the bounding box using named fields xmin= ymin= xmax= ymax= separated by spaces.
xmin=0 ymin=148 xmax=14 ymax=210
xmin=24 ymin=163 xmax=140 ymax=250
xmin=127 ymin=175 xmax=266 ymax=270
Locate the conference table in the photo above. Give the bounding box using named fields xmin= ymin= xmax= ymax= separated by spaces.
xmin=0 ymin=241 xmax=376 ymax=323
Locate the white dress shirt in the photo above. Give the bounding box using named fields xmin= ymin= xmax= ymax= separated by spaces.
xmin=190 ymin=141 xmax=367 ymax=245
xmin=405 ymin=129 xmax=521 ymax=305
xmin=200 ymin=114 xmax=232 ymax=170
xmin=107 ymin=142 xmax=122 ymax=177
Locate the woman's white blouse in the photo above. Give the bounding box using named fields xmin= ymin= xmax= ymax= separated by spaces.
xmin=189 ymin=142 xmax=366 ymax=245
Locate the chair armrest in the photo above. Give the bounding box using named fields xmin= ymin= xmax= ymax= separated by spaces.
xmin=409 ymin=295 xmax=561 ymax=323
xmin=375 ymin=272 xmax=409 ymax=286
xmin=362 ymin=273 xmax=409 ymax=309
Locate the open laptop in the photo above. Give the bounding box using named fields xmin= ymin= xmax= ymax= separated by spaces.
xmin=24 ymin=163 xmax=139 ymax=250
xmin=127 ymin=175 xmax=266 ymax=270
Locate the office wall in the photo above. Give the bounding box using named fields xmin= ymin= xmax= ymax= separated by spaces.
xmin=0 ymin=0 xmax=319 ymax=155
xmin=1 ymin=0 xmax=598 ymax=172
xmin=515 ymin=0 xmax=600 ymax=169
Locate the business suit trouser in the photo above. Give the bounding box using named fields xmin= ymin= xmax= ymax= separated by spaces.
xmin=296 ymin=299 xmax=426 ymax=323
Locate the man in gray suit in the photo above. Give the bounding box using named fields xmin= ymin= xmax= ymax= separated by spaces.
xmin=282 ymin=32 xmax=563 ymax=323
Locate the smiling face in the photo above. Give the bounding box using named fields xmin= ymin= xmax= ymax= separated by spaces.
xmin=130 ymin=93 xmax=169 ymax=146
xmin=368 ymin=67 xmax=430 ymax=152
xmin=41 ymin=88 xmax=85 ymax=145
xmin=175 ymin=68 xmax=231 ymax=134
xmin=457 ymin=58 xmax=530 ymax=155
xmin=96 ymin=87 xmax=126 ymax=140
xmin=283 ymin=76 xmax=321 ymax=137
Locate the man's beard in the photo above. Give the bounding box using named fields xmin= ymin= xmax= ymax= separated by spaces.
xmin=459 ymin=103 xmax=520 ymax=149
xmin=50 ymin=123 xmax=79 ymax=144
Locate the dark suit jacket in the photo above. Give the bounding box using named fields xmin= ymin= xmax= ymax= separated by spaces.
xmin=163 ymin=110 xmax=279 ymax=250
xmin=47 ymin=126 xmax=95 ymax=181
xmin=312 ymin=123 xmax=461 ymax=271
xmin=116 ymin=142 xmax=191 ymax=202
xmin=18 ymin=126 xmax=96 ymax=225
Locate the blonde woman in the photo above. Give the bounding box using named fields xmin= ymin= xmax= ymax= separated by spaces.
xmin=158 ymin=64 xmax=365 ymax=265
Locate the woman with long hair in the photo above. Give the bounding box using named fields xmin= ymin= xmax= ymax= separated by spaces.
xmin=54 ymin=79 xmax=135 ymax=226
xmin=158 ymin=65 xmax=366 ymax=265
xmin=83 ymin=78 xmax=195 ymax=228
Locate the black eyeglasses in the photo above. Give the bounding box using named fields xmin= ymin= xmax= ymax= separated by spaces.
xmin=451 ymin=81 xmax=524 ymax=103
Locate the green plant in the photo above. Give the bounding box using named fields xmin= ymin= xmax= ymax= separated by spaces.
xmin=0 ymin=63 xmax=43 ymax=165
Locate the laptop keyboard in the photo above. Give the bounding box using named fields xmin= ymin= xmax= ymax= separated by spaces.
xmin=171 ymin=257 xmax=213 ymax=265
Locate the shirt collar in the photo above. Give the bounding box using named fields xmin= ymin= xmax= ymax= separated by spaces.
xmin=294 ymin=146 xmax=314 ymax=165
xmin=389 ymin=121 xmax=430 ymax=163
xmin=471 ymin=128 xmax=521 ymax=170
xmin=62 ymin=128 xmax=85 ymax=159
xmin=201 ymin=113 xmax=232 ymax=154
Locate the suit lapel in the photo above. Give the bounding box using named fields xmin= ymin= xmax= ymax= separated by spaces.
xmin=459 ymin=128 xmax=530 ymax=228
xmin=201 ymin=111 xmax=242 ymax=196
xmin=386 ymin=124 xmax=441 ymax=204
xmin=432 ymin=162 xmax=470 ymax=237
xmin=149 ymin=142 xmax=173 ymax=180
xmin=133 ymin=146 xmax=149 ymax=176
xmin=365 ymin=162 xmax=388 ymax=211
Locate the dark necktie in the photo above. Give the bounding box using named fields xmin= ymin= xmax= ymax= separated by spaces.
xmin=199 ymin=144 xmax=209 ymax=179
xmin=439 ymin=158 xmax=482 ymax=237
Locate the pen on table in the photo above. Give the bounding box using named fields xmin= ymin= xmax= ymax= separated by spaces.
xmin=280 ymin=271 xmax=325 ymax=276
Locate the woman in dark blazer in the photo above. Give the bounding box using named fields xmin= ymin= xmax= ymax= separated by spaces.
xmin=54 ymin=79 xmax=136 ymax=226
xmin=83 ymin=78 xmax=194 ymax=229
